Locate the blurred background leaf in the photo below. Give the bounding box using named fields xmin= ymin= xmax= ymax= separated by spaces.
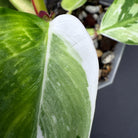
xmin=0 ymin=0 xmax=15 ymax=9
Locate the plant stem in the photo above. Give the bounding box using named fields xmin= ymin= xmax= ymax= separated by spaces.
xmin=67 ymin=10 xmax=72 ymax=14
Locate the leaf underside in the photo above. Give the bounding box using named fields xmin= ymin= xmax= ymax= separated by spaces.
xmin=61 ymin=0 xmax=86 ymax=12
xmin=0 ymin=8 xmax=93 ymax=138
xmin=100 ymin=0 xmax=138 ymax=45
xmin=9 ymin=0 xmax=35 ymax=14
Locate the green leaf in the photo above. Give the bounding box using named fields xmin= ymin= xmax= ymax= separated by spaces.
xmin=61 ymin=0 xmax=86 ymax=12
xmin=100 ymin=0 xmax=138 ymax=45
xmin=32 ymin=0 xmax=48 ymax=14
xmin=0 ymin=8 xmax=98 ymax=138
xmin=10 ymin=0 xmax=35 ymax=14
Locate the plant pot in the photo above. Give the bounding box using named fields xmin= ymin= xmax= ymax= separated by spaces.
xmin=98 ymin=43 xmax=125 ymax=89
xmin=99 ymin=0 xmax=114 ymax=5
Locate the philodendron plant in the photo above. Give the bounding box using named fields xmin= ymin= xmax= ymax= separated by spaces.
xmin=0 ymin=0 xmax=138 ymax=138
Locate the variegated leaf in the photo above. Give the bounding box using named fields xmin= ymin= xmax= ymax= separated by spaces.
xmin=0 ymin=8 xmax=98 ymax=138
xmin=100 ymin=0 xmax=138 ymax=45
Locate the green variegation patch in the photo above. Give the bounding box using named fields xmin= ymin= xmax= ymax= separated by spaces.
xmin=0 ymin=8 xmax=98 ymax=138
xmin=61 ymin=0 xmax=86 ymax=12
xmin=100 ymin=0 xmax=138 ymax=45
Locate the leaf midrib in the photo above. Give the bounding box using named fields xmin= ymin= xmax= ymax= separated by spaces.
xmin=36 ymin=23 xmax=50 ymax=136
